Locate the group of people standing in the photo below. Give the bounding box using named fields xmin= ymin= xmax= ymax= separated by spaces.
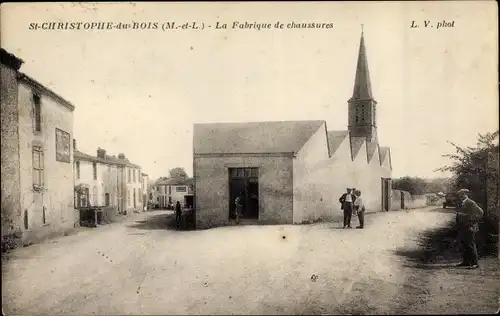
xmin=339 ymin=188 xmax=365 ymax=229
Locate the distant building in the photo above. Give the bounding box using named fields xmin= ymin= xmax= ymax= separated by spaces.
xmin=141 ymin=173 xmax=149 ymax=210
xmin=1 ymin=48 xmax=77 ymax=245
xmin=193 ymin=31 xmax=392 ymax=229
xmin=73 ymin=146 xmax=144 ymax=214
xmin=153 ymin=178 xmax=194 ymax=208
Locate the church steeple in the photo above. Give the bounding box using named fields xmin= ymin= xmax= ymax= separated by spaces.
xmin=350 ymin=25 xmax=374 ymax=101
xmin=348 ymin=26 xmax=378 ymax=143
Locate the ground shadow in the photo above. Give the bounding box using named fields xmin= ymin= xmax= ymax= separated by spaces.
xmin=427 ymin=207 xmax=459 ymax=214
xmin=395 ymin=217 xmax=498 ymax=268
xmin=127 ymin=212 xmax=195 ymax=231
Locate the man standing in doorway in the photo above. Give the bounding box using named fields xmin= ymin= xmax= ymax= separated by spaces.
xmin=455 ymin=189 xmax=484 ymax=269
xmin=339 ymin=188 xmax=356 ymax=228
xmin=235 ymin=194 xmax=243 ymax=224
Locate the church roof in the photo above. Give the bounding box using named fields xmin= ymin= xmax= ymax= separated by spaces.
xmin=350 ymin=136 xmax=366 ymax=160
xmin=366 ymin=141 xmax=378 ymax=162
xmin=379 ymin=146 xmax=390 ymax=163
xmin=193 ymin=120 xmax=324 ymax=155
xmin=327 ymin=130 xmax=349 ymax=157
xmin=349 ymin=31 xmax=375 ymax=102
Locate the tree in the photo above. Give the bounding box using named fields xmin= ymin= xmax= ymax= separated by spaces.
xmin=168 ymin=167 xmax=188 ymax=180
xmin=437 ymin=130 xmax=499 ymax=234
xmin=424 ymin=177 xmax=452 ymax=193
xmin=392 ymin=176 xmax=428 ymax=195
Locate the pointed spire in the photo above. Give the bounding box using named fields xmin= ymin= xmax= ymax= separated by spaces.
xmin=350 ymin=26 xmax=374 ymax=101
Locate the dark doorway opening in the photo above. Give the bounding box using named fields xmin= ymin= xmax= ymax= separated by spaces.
xmin=381 ymin=177 xmax=391 ymax=211
xmin=229 ymin=168 xmax=259 ymax=220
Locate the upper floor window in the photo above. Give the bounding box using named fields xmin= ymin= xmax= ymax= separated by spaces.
xmin=33 ymin=94 xmax=41 ymax=132
xmin=32 ymin=146 xmax=44 ymax=187
xmin=76 ymin=161 xmax=80 ymax=179
xmin=128 ymin=169 xmax=131 ymax=183
xmin=176 ymin=186 xmax=187 ymax=193
xmin=92 ymin=162 xmax=97 ymax=180
xmin=133 ymin=169 xmax=136 ymax=182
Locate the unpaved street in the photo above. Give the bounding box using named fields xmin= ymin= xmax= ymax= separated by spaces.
xmin=2 ymin=208 xmax=499 ymax=315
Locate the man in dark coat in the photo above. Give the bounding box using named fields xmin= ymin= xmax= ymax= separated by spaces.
xmin=175 ymin=201 xmax=182 ymax=228
xmin=339 ymin=188 xmax=356 ymax=228
xmin=455 ymin=189 xmax=484 ymax=269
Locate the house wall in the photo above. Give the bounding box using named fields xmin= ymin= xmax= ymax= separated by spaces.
xmin=153 ymin=184 xmax=167 ymax=208
xmin=170 ymin=184 xmax=189 ymax=205
xmin=194 ymin=155 xmax=294 ymax=229
xmin=142 ymin=175 xmax=148 ymax=210
xmin=74 ymin=160 xmax=100 ymax=205
xmin=17 ymin=82 xmax=76 ymax=243
xmin=125 ymin=167 xmax=142 ymax=211
xmin=293 ymin=124 xmax=392 ymax=224
xmin=0 ymin=64 xmax=22 ymax=237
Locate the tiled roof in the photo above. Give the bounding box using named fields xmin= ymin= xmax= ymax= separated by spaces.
xmin=74 ymin=150 xmax=141 ymax=168
xmin=193 ymin=120 xmax=324 ymax=155
xmin=327 ymin=130 xmax=349 ymax=157
xmin=366 ymin=141 xmax=378 ymax=162
xmin=350 ymin=136 xmax=366 ymax=160
xmin=17 ymin=73 xmax=75 ymax=111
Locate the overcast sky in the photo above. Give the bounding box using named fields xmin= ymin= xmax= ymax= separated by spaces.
xmin=2 ymin=2 xmax=498 ymax=180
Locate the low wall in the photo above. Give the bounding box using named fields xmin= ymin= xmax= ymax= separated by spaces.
xmin=390 ymin=190 xmax=428 ymax=210
xmin=406 ymin=195 xmax=428 ymax=209
xmin=390 ymin=190 xmax=402 ymax=211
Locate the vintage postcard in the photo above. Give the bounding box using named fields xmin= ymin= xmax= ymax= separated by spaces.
xmin=1 ymin=1 xmax=498 ymax=315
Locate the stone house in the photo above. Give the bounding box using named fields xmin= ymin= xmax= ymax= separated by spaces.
xmin=1 ymin=48 xmax=77 ymax=245
xmin=73 ymin=146 xmax=144 ymax=214
xmin=193 ymin=32 xmax=393 ymax=229
xmin=153 ymin=178 xmax=194 ymax=208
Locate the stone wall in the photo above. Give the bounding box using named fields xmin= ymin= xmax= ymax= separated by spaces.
xmin=405 ymin=194 xmax=428 ymax=209
xmin=0 ymin=64 xmax=22 ymax=240
xmin=194 ymin=155 xmax=294 ymax=229
xmin=390 ymin=190 xmax=403 ymax=210
xmin=293 ymin=123 xmax=392 ymax=223
xmin=17 ymin=80 xmax=76 ymax=245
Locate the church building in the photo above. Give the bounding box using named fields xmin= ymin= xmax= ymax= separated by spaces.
xmin=193 ymin=31 xmax=393 ymax=229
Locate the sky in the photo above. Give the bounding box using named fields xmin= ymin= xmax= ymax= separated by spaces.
xmin=1 ymin=2 xmax=498 ymax=180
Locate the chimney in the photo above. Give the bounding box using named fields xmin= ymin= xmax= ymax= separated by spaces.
xmin=97 ymin=147 xmax=106 ymax=159
xmin=73 ymin=139 xmax=77 ymax=151
xmin=118 ymin=153 xmax=125 ymax=160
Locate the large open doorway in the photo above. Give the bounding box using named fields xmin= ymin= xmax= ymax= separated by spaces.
xmin=229 ymin=167 xmax=259 ymax=220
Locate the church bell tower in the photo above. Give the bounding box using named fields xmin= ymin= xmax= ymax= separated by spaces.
xmin=348 ymin=26 xmax=378 ymax=143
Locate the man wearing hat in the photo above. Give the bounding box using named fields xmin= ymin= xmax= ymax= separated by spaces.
xmin=339 ymin=188 xmax=357 ymax=228
xmin=455 ymin=188 xmax=484 ymax=269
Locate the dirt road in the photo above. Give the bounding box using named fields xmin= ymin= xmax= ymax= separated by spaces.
xmin=2 ymin=208 xmax=498 ymax=315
